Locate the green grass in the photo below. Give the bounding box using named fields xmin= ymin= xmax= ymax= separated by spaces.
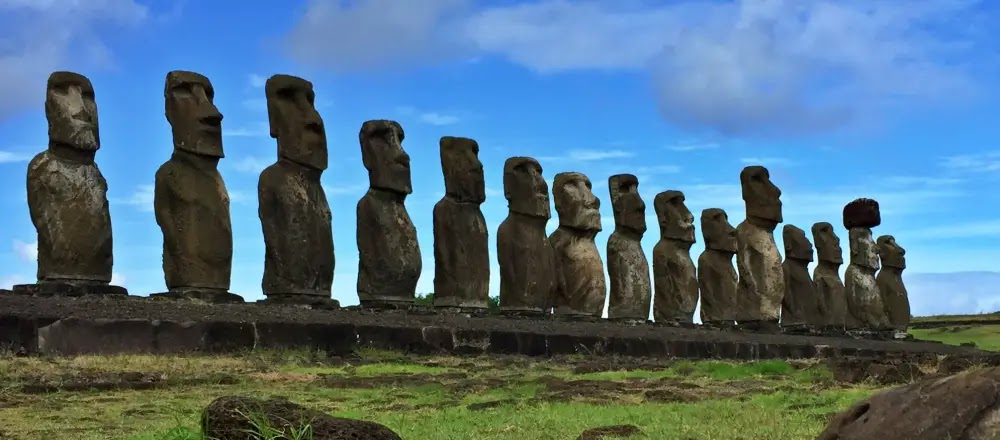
xmin=0 ymin=349 xmax=878 ymax=440
xmin=908 ymin=325 xmax=1000 ymax=351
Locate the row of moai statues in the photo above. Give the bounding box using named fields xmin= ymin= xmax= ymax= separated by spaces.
xmin=9 ymin=70 xmax=910 ymax=333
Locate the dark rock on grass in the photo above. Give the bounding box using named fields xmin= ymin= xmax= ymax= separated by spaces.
xmin=817 ymin=367 xmax=1000 ymax=440
xmin=829 ymin=357 xmax=924 ymax=385
xmin=202 ymin=396 xmax=401 ymax=440
xmin=577 ymin=424 xmax=642 ymax=439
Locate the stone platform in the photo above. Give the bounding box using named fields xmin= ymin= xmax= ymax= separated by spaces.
xmin=0 ymin=295 xmax=981 ymax=359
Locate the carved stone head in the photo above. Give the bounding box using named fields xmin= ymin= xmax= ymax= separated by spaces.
xmin=440 ymin=136 xmax=485 ymax=203
xmin=360 ymin=119 xmax=411 ymax=194
xmin=740 ymin=165 xmax=783 ymax=228
xmin=553 ymin=172 xmax=601 ymax=231
xmin=701 ymin=208 xmax=736 ymax=253
xmin=877 ymin=235 xmax=906 ymax=269
xmin=503 ymin=157 xmax=550 ymax=219
xmin=608 ymin=174 xmax=646 ymax=234
xmin=46 ymin=71 xmax=99 ymax=152
xmin=812 ymin=222 xmax=844 ymax=264
xmin=165 ymin=70 xmax=223 ymax=158
xmin=849 ymin=227 xmax=879 ymax=270
xmin=265 ymin=74 xmax=327 ymax=171
xmin=783 ymin=224 xmax=814 ymax=262
xmin=655 ymin=190 xmax=695 ymax=243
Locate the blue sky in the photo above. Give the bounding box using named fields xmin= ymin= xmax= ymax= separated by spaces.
xmin=1 ymin=0 xmax=999 ymax=317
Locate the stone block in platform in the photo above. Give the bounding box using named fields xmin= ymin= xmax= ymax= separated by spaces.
xmin=254 ymin=322 xmax=358 ymax=355
xmin=488 ymin=330 xmax=547 ymax=356
xmin=38 ymin=318 xmax=155 ymax=355
xmin=12 ymin=282 xmax=128 ymax=296
xmin=149 ymin=289 xmax=245 ymax=304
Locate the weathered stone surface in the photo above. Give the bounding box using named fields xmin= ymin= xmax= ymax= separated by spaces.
xmin=498 ymin=157 xmax=556 ymax=314
xmin=812 ymin=222 xmax=847 ymax=329
xmin=27 ymin=71 xmax=122 ymax=293
xmin=433 ymin=136 xmax=489 ymax=309
xmin=652 ymin=191 xmax=697 ymax=324
xmin=780 ymin=224 xmax=819 ymax=327
xmin=258 ymin=74 xmax=334 ymax=301
xmin=357 ymin=120 xmax=421 ymax=307
xmin=550 ymin=172 xmax=605 ymax=318
xmin=202 ymin=396 xmax=402 ymax=440
xmin=735 ymin=166 xmax=784 ymax=324
xmin=843 ymin=197 xmax=881 ymax=229
xmin=606 ymin=174 xmax=651 ymax=321
xmin=845 ymin=226 xmax=889 ymax=330
xmin=817 ymin=367 xmax=1000 ymax=440
xmin=38 ymin=318 xmax=155 ymax=355
xmin=155 ymin=71 xmax=235 ymax=299
xmin=877 ymin=235 xmax=910 ymax=331
xmin=698 ymin=208 xmax=737 ymax=325
xmin=253 ymin=322 xmax=357 ymax=355
xmin=576 ymin=424 xmax=642 ymax=440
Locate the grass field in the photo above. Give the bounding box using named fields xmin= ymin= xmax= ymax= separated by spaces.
xmin=911 ymin=312 xmax=1000 ymax=323
xmin=0 ymin=348 xmax=882 ymax=440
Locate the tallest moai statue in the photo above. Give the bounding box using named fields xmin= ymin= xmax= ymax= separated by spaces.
xmin=17 ymin=71 xmax=126 ymax=296
xmin=735 ymin=165 xmax=784 ymax=330
xmin=843 ymin=198 xmax=890 ymax=331
xmin=154 ymin=70 xmax=240 ymax=303
xmin=258 ymin=74 xmax=335 ymax=306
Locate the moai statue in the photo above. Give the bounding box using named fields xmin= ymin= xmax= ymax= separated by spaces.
xmin=812 ymin=222 xmax=848 ymax=331
xmin=698 ymin=208 xmax=738 ymax=327
xmin=780 ymin=224 xmax=819 ymax=331
xmin=550 ymin=172 xmax=606 ymax=318
xmin=605 ymin=174 xmax=651 ymax=322
xmin=876 ymin=235 xmax=910 ymax=331
xmin=497 ymin=157 xmax=557 ymax=314
xmin=153 ymin=71 xmax=240 ymax=303
xmin=432 ymin=136 xmax=489 ymax=310
xmin=258 ymin=74 xmax=335 ymax=306
xmin=735 ymin=165 xmax=784 ymax=330
xmin=652 ymin=191 xmax=698 ymax=324
xmin=357 ymin=120 xmax=421 ymax=308
xmin=17 ymin=71 xmax=126 ymax=296
xmin=842 ymin=198 xmax=890 ymax=330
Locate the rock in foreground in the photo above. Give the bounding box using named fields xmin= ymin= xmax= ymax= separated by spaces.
xmin=202 ymin=396 xmax=402 ymax=440
xmin=817 ymin=367 xmax=1000 ymax=440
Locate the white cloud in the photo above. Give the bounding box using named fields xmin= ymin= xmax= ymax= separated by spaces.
xmin=0 ymin=150 xmax=35 ymax=163
xmin=12 ymin=240 xmax=37 ymax=262
xmin=248 ymin=73 xmax=267 ymax=88
xmin=0 ymin=0 xmax=149 ymax=119
xmin=229 ymin=190 xmax=252 ymax=204
xmin=284 ymin=0 xmax=987 ymax=137
xmin=225 ymin=123 xmax=270 ymax=138
xmin=541 ymin=149 xmax=634 ymax=162
xmin=119 ymin=185 xmax=154 ymax=212
xmin=941 ymin=151 xmax=1000 ymax=173
xmin=111 ymin=272 xmax=126 ymax=287
xmin=231 ymin=156 xmax=272 ymax=173
xmin=666 ymin=142 xmax=719 ymax=152
xmin=906 ymin=272 xmax=1000 ymax=316
xmin=419 ymin=112 xmax=460 ymax=126
xmin=323 ymin=184 xmax=367 ymax=196
xmin=739 ymin=157 xmax=798 ymax=167
xmin=885 ymin=176 xmax=964 ymax=187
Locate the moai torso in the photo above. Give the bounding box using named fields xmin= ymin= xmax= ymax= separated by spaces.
xmin=497 ymin=157 xmax=556 ymax=313
xmin=780 ymin=224 xmax=819 ymax=327
xmin=155 ymin=71 xmax=232 ymax=292
xmin=28 ymin=71 xmax=113 ymax=284
xmin=258 ymin=74 xmax=334 ymax=298
xmin=550 ymin=172 xmax=606 ymax=317
xmin=356 ymin=120 xmax=421 ymax=305
xmin=605 ymin=174 xmax=651 ymax=321
xmin=735 ymin=166 xmax=784 ymax=323
xmin=432 ymin=137 xmax=490 ymax=309
xmin=698 ymin=208 xmax=737 ymax=325
xmin=842 ymin=198 xmax=889 ymax=330
xmin=812 ymin=222 xmax=847 ymax=328
xmin=876 ymin=235 xmax=910 ymax=331
xmin=652 ymin=191 xmax=698 ymax=323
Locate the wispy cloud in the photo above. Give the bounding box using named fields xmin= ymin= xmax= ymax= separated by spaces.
xmin=248 ymin=73 xmax=266 ymax=88
xmin=666 ymin=142 xmax=719 ymax=152
xmin=885 ymin=176 xmax=963 ymax=187
xmin=231 ymin=156 xmax=272 ymax=173
xmin=396 ymin=106 xmax=462 ymax=126
xmin=941 ymin=151 xmax=1000 ymax=173
xmin=118 ymin=185 xmax=154 ymax=212
xmin=12 ymin=240 xmax=37 ymax=262
xmin=635 ymin=165 xmax=681 ymax=174
xmin=0 ymin=150 xmax=35 ymax=163
xmin=739 ymin=157 xmax=798 ymax=167
xmin=225 ymin=123 xmax=269 ymax=138
xmin=323 ymin=184 xmax=367 ymax=196
xmin=541 ymin=149 xmax=634 ymax=162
